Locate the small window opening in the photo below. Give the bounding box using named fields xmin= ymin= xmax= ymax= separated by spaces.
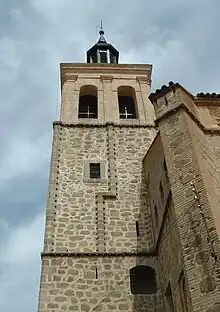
xmin=89 ymin=163 xmax=101 ymax=179
xmin=165 ymin=283 xmax=175 ymax=312
xmin=130 ymin=266 xmax=157 ymax=294
xmin=165 ymin=97 xmax=168 ymax=106
xmin=160 ymin=181 xmax=164 ymax=202
xmin=100 ymin=51 xmax=107 ymax=63
xmin=155 ymin=205 xmax=159 ymax=228
xmin=136 ymin=221 xmax=140 ymax=237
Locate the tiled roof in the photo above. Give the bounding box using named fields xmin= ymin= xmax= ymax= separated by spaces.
xmin=149 ymin=81 xmax=195 ymax=101
xmin=196 ymin=93 xmax=220 ymax=99
xmin=150 ymin=81 xmax=220 ymax=102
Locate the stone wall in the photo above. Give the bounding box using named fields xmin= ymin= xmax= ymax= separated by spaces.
xmin=38 ymin=122 xmax=163 ymax=311
xmin=38 ymin=256 xmax=164 ymax=312
xmin=43 ymin=124 xmax=156 ymax=254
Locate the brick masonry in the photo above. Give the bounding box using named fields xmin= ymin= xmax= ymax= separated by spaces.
xmin=149 ymin=84 xmax=220 ymax=312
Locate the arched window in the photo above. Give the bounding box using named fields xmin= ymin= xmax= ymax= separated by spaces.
xmin=130 ymin=266 xmax=157 ymax=294
xmin=118 ymin=86 xmax=137 ymax=119
xmin=78 ymin=85 xmax=98 ymax=119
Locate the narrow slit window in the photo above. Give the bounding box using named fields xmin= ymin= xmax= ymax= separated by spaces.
xmin=160 ymin=181 xmax=164 ymax=201
xmin=95 ymin=267 xmax=98 ymax=279
xmin=155 ymin=205 xmax=159 ymax=228
xmin=136 ymin=221 xmax=140 ymax=237
xmin=163 ymin=159 xmax=168 ymax=172
xmin=89 ymin=163 xmax=101 ymax=179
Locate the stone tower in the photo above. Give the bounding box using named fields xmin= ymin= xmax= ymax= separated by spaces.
xmin=37 ymin=28 xmax=163 ymax=312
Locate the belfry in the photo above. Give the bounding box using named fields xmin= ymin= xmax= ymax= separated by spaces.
xmin=37 ymin=25 xmax=220 ymax=312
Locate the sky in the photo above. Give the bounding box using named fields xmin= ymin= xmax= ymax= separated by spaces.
xmin=0 ymin=0 xmax=220 ymax=311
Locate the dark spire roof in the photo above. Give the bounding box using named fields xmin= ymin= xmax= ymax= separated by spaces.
xmin=86 ymin=22 xmax=119 ymax=64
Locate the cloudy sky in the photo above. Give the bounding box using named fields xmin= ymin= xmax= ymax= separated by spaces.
xmin=0 ymin=0 xmax=219 ymax=311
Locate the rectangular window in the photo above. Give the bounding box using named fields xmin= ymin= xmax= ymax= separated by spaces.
xmin=89 ymin=163 xmax=101 ymax=179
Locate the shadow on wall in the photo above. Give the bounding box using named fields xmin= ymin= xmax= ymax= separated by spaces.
xmin=131 ymin=167 xmax=164 ymax=311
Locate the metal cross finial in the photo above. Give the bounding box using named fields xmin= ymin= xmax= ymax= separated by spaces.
xmin=99 ymin=20 xmax=104 ymax=36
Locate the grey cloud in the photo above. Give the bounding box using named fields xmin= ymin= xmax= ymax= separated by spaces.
xmin=0 ymin=170 xmax=48 ymax=228
xmin=0 ymin=0 xmax=220 ymax=311
xmin=0 ymin=212 xmax=44 ymax=312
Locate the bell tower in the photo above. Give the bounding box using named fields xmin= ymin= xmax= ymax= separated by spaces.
xmin=38 ymin=26 xmax=163 ymax=312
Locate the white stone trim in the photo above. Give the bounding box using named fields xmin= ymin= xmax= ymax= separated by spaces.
xmin=83 ymin=159 xmax=107 ymax=182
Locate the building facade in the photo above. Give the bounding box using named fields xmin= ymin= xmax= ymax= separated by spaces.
xmin=38 ymin=30 xmax=220 ymax=312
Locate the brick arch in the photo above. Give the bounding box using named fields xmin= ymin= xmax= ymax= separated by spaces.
xmin=130 ymin=265 xmax=157 ymax=294
xmin=117 ymin=86 xmax=137 ymax=119
xmin=78 ymin=85 xmax=98 ymax=118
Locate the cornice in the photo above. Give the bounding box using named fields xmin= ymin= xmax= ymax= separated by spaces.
xmin=53 ymin=121 xmax=155 ymax=129
xmin=41 ymin=251 xmax=156 ymax=258
xmin=136 ymin=75 xmax=151 ymax=85
xmin=194 ymin=98 xmax=220 ymax=106
xmin=60 ymin=63 xmax=152 ymax=76
xmin=60 ymin=63 xmax=152 ymax=89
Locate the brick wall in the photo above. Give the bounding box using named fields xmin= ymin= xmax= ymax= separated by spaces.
xmin=143 ymin=134 xmax=186 ymax=311
xmin=150 ymin=84 xmax=220 ymax=312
